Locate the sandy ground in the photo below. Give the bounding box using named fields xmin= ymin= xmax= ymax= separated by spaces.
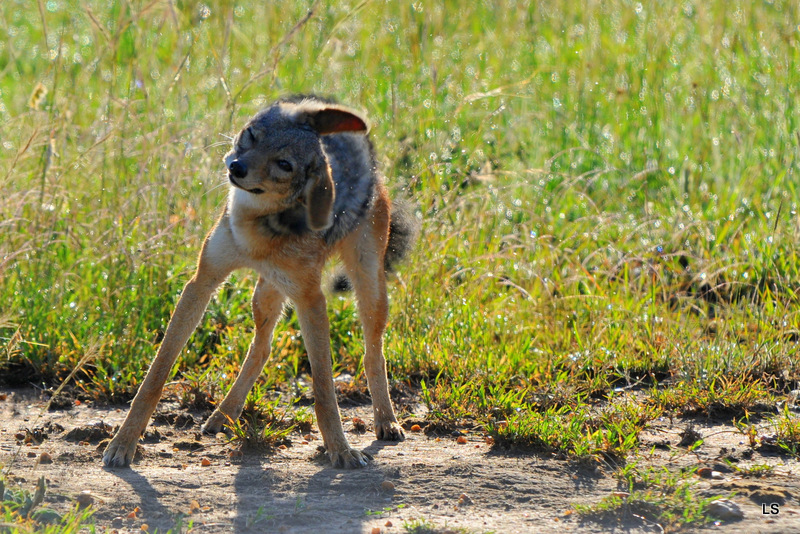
xmin=3 ymin=388 xmax=800 ymax=533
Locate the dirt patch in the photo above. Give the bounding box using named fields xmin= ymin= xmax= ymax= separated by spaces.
xmin=3 ymin=389 xmax=800 ymax=533
xmin=152 ymin=411 xmax=197 ymax=430
xmin=711 ymin=479 xmax=793 ymax=505
xmin=64 ymin=422 xmax=114 ymax=443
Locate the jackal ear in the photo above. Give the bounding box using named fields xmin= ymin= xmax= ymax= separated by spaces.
xmin=304 ymin=155 xmax=335 ymax=231
xmin=301 ymin=106 xmax=369 ymax=135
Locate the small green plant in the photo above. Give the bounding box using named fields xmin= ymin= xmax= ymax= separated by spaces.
xmin=403 ymin=517 xmax=436 ymax=534
xmin=733 ymin=417 xmax=760 ymax=448
xmin=169 ymin=513 xmax=195 ymax=534
xmin=226 ymin=412 xmax=294 ymax=451
xmin=578 ymin=464 xmax=719 ymax=532
xmin=0 ymin=476 xmax=95 ymax=534
xmin=225 ymin=396 xmax=311 ymax=451
xmin=366 ymin=504 xmax=407 ymax=517
xmin=770 ymin=405 xmax=800 ymax=456
xmin=488 ymin=401 xmax=659 ymax=460
xmin=733 ymin=462 xmax=775 ymax=478
xmin=403 ymin=516 xmax=473 ymax=534
xmin=244 ymin=506 xmax=274 ymax=529
xmin=293 ymin=496 xmax=306 ymax=514
xmin=648 ymin=375 xmax=775 ymax=418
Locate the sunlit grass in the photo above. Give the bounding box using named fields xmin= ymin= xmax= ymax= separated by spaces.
xmin=577 ymin=462 xmax=719 ymax=532
xmin=0 ymin=476 xmax=95 ymax=534
xmin=487 ymin=400 xmax=660 ymax=460
xmin=769 ymin=404 xmax=800 ymax=456
xmin=225 ymin=395 xmax=313 ymax=453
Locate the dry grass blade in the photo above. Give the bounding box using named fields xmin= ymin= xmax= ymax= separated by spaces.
xmin=1 ymin=127 xmax=39 ymax=185
xmin=233 ymin=0 xmax=321 ymax=103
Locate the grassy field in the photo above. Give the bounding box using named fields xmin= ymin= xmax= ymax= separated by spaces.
xmin=2 ymin=0 xmax=800 ymax=530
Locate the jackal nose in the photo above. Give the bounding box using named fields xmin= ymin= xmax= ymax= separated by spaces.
xmin=229 ymin=160 xmax=248 ymax=178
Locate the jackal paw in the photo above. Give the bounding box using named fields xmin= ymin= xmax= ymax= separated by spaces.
xmin=327 ymin=447 xmax=373 ymax=469
xmin=201 ymin=410 xmax=233 ymax=434
xmin=376 ymin=421 xmax=405 ymax=442
xmin=102 ymin=434 xmax=138 ymax=468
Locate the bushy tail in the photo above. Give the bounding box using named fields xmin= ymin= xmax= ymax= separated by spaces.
xmin=331 ymin=197 xmax=418 ymax=292
xmin=384 ymin=197 xmax=419 ymax=273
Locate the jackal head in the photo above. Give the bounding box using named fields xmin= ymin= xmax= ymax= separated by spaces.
xmin=224 ymin=99 xmax=368 ymax=231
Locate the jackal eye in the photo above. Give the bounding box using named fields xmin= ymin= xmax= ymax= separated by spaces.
xmin=237 ymin=127 xmax=254 ymax=148
xmin=276 ymin=159 xmax=293 ymax=172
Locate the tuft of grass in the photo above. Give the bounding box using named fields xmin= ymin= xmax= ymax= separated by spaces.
xmin=648 ymin=375 xmax=776 ymax=418
xmin=226 ymin=414 xmax=294 ymax=453
xmin=769 ymin=405 xmax=800 ymax=456
xmin=226 ymin=396 xmax=312 ymax=452
xmin=577 ymin=464 xmax=719 ymax=532
xmin=403 ymin=516 xmax=476 ymax=534
xmin=488 ymin=399 xmax=660 ymax=460
xmin=731 ymin=462 xmax=775 ymax=478
xmin=0 ymin=476 xmax=95 ymax=534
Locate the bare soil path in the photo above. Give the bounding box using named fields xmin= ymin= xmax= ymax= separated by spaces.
xmin=3 ymin=388 xmax=800 ymax=533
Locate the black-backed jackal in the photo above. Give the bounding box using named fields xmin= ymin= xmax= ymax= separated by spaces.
xmin=103 ymin=96 xmax=416 ymax=469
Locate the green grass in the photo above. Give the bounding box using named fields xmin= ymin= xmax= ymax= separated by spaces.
xmin=487 ymin=397 xmax=660 ymax=460
xmin=2 ymin=0 xmax=800 ymax=529
xmin=226 ymin=393 xmax=313 ymax=452
xmin=769 ymin=404 xmax=800 ymax=455
xmin=0 ymin=476 xmax=95 ymax=534
xmin=577 ymin=463 xmax=718 ymax=533
xmin=403 ymin=516 xmax=477 ymax=534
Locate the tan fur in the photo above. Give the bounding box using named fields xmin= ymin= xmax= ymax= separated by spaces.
xmin=103 ymin=100 xmax=405 ymax=469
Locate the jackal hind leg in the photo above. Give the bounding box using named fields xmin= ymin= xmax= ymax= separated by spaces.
xmin=339 ymin=217 xmax=404 ymax=442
